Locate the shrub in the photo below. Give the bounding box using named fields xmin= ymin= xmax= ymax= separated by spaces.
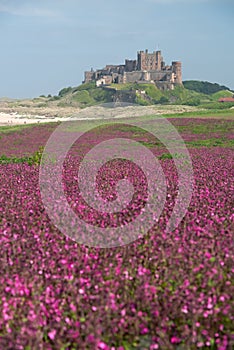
xmin=159 ymin=96 xmax=169 ymax=104
xmin=183 ymin=97 xmax=201 ymax=106
xmin=58 ymin=86 xmax=73 ymax=97
xmin=183 ymin=80 xmax=233 ymax=95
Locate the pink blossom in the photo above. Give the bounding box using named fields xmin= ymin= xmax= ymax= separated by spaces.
xmin=48 ymin=329 xmax=56 ymax=340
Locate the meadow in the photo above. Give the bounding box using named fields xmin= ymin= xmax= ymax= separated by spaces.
xmin=0 ymin=113 xmax=233 ymax=349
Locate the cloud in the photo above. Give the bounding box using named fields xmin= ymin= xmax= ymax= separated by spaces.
xmin=0 ymin=1 xmax=60 ymax=18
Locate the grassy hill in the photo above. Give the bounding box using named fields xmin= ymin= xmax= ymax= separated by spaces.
xmin=44 ymin=80 xmax=234 ymax=110
xmin=54 ymin=82 xmax=113 ymax=108
xmin=183 ymin=80 xmax=233 ymax=95
xmin=210 ymin=90 xmax=234 ymax=100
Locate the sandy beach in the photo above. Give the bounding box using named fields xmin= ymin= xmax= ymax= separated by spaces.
xmin=0 ymin=105 xmax=205 ymax=126
xmin=0 ymin=111 xmax=74 ymax=126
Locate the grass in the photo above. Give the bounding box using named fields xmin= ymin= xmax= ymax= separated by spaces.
xmin=0 ymin=124 xmax=39 ymax=135
xmin=163 ymin=108 xmax=234 ymax=119
xmin=177 ymin=120 xmax=234 ymax=134
xmin=199 ymin=101 xmax=234 ymax=109
xmin=139 ymin=138 xmax=233 ymax=149
xmin=0 ymin=110 xmax=233 ymax=154
xmin=0 ymin=122 xmax=59 ymax=136
xmin=110 ymin=84 xmax=208 ymax=105
xmin=71 ymin=90 xmax=95 ymax=107
xmin=0 ymin=147 xmax=44 ymax=165
xmin=159 ymin=153 xmax=186 ymax=160
xmin=186 ymin=138 xmax=234 ymax=148
xmin=210 ymin=90 xmax=234 ymax=100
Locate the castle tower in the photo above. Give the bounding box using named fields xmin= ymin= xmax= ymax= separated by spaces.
xmin=137 ymin=49 xmax=162 ymax=71
xmin=156 ymin=51 xmax=162 ymax=70
xmin=172 ymin=61 xmax=182 ymax=84
xmin=137 ymin=50 xmax=144 ymax=70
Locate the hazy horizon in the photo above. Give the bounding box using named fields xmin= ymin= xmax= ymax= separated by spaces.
xmin=0 ymin=0 xmax=233 ymax=99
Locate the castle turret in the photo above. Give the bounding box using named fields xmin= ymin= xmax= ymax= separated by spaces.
xmin=156 ymin=51 xmax=162 ymax=70
xmin=84 ymin=70 xmax=94 ymax=83
xmin=172 ymin=61 xmax=182 ymax=84
xmin=137 ymin=50 xmax=144 ymax=70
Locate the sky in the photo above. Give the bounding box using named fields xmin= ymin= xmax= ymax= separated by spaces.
xmin=0 ymin=0 xmax=233 ymax=99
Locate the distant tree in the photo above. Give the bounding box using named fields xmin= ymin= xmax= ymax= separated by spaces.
xmin=50 ymin=96 xmax=60 ymax=101
xmin=183 ymin=80 xmax=232 ymax=95
xmin=184 ymin=97 xmax=201 ymax=106
xmin=159 ymin=96 xmax=169 ymax=104
xmin=58 ymin=86 xmax=73 ymax=97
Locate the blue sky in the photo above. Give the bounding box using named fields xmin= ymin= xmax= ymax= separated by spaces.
xmin=0 ymin=0 xmax=233 ymax=98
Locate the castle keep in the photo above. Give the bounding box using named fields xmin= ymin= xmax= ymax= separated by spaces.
xmin=83 ymin=49 xmax=182 ymax=90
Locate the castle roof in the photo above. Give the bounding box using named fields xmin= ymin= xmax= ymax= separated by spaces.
xmin=218 ymin=97 xmax=234 ymax=102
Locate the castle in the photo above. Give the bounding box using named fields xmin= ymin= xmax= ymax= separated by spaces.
xmin=83 ymin=49 xmax=182 ymax=90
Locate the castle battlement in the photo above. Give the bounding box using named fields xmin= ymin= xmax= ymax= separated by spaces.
xmin=83 ymin=49 xmax=182 ymax=90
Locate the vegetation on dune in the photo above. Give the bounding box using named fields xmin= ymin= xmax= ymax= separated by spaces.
xmin=12 ymin=80 xmax=227 ymax=112
xmin=56 ymin=82 xmax=113 ymax=107
xmin=199 ymin=101 xmax=234 ymax=110
xmin=210 ymin=90 xmax=234 ymax=100
xmin=54 ymin=80 xmax=234 ymax=109
xmin=183 ymin=80 xmax=233 ymax=95
xmin=164 ymin=109 xmax=234 ymax=119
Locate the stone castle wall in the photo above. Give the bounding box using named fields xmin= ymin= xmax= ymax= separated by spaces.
xmin=83 ymin=49 xmax=182 ymax=90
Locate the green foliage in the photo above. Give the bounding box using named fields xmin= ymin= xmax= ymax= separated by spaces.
xmin=130 ymin=83 xmax=167 ymax=104
xmin=164 ymin=108 xmax=234 ymax=119
xmin=49 ymin=95 xmax=60 ymax=101
xmin=56 ymin=83 xmax=110 ymax=106
xmin=72 ymin=88 xmax=112 ymax=107
xmin=158 ymin=96 xmax=169 ymax=104
xmin=0 ymin=124 xmax=36 ymax=136
xmin=89 ymin=88 xmax=113 ymax=103
xmin=144 ymin=84 xmax=163 ymax=101
xmin=0 ymin=146 xmax=44 ymax=165
xmin=71 ymin=90 xmax=94 ymax=107
xmin=200 ymin=101 xmax=234 ymax=109
xmin=47 ymin=80 xmax=233 ymax=109
xmin=57 ymin=102 xmax=70 ymax=107
xmin=27 ymin=146 xmax=44 ymax=165
xmin=178 ymin=120 xmax=234 ymax=134
xmin=73 ymin=81 xmax=96 ymax=92
xmin=163 ymin=85 xmax=206 ymax=105
xmin=58 ymin=86 xmax=73 ymax=97
xmin=0 ymin=122 xmax=59 ymax=137
xmin=211 ymin=90 xmax=234 ymax=100
xmin=183 ymin=80 xmax=232 ymax=95
xmin=0 ymin=154 xmax=28 ymax=164
xmin=36 ymin=103 xmax=48 ymax=108
xmin=159 ymin=153 xmax=186 ymax=160
xmin=187 ymin=138 xmax=234 ymax=148
xmin=135 ymin=95 xmax=150 ymax=106
xmin=183 ymin=97 xmax=201 ymax=106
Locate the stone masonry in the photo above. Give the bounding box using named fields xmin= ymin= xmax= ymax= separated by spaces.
xmin=83 ymin=49 xmax=182 ymax=90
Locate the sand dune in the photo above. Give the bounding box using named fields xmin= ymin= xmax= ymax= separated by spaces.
xmin=0 ymin=105 xmax=203 ymax=126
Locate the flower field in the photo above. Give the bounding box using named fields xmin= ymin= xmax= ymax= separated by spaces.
xmin=0 ymin=117 xmax=233 ymax=350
